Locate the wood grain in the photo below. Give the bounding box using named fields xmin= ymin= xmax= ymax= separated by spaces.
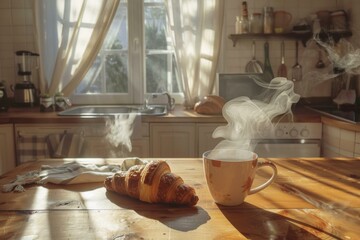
xmin=1 ymin=158 xmax=359 ymax=239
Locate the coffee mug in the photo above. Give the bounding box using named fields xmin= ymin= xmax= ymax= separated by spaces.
xmin=203 ymin=149 xmax=277 ymax=206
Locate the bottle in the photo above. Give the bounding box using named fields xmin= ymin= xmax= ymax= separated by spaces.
xmin=263 ymin=7 xmax=274 ymax=34
xmin=241 ymin=1 xmax=249 ymax=33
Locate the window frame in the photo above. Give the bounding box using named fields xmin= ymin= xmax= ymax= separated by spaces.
xmin=70 ymin=0 xmax=183 ymax=105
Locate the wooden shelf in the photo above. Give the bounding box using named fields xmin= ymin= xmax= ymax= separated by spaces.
xmin=228 ymin=30 xmax=352 ymax=47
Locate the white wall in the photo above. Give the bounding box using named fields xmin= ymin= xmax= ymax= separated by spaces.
xmin=0 ymin=0 xmax=35 ymax=93
xmin=219 ymin=0 xmax=360 ymax=98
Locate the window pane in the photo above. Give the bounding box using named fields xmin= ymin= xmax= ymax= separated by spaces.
xmin=76 ymin=2 xmax=128 ymax=95
xmin=105 ymin=52 xmax=128 ymax=93
xmin=144 ymin=0 xmax=180 ymax=94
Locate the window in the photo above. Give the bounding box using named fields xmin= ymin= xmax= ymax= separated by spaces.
xmin=73 ymin=0 xmax=182 ymax=105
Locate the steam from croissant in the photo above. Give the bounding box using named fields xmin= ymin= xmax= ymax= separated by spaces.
xmin=104 ymin=160 xmax=199 ymax=206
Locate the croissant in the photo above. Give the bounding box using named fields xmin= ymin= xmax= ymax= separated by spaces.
xmin=104 ymin=160 xmax=199 ymax=206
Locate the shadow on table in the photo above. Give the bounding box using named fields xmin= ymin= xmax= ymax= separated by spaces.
xmin=106 ymin=191 xmax=210 ymax=232
xmin=218 ymin=202 xmax=341 ymax=240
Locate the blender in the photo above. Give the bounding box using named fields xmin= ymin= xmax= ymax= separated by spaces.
xmin=12 ymin=50 xmax=39 ymax=107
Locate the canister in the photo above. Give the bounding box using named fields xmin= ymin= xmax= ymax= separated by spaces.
xmin=263 ymin=7 xmax=274 ymax=34
xmin=250 ymin=13 xmax=263 ymax=33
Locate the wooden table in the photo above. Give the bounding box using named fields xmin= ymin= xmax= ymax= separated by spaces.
xmin=0 ymin=158 xmax=359 ymax=239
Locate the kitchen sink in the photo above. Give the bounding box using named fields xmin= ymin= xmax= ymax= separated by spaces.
xmin=58 ymin=105 xmax=168 ymax=116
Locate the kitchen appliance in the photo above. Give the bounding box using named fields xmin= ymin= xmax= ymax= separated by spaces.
xmin=12 ymin=50 xmax=39 ymax=107
xmin=0 ymin=81 xmax=9 ymax=112
xmin=254 ymin=122 xmax=322 ymax=157
xmin=218 ymin=73 xmax=264 ymax=101
xmin=308 ymin=104 xmax=359 ymax=123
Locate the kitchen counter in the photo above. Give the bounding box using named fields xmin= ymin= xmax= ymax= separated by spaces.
xmin=0 ymin=157 xmax=359 ymax=239
xmin=0 ymin=104 xmax=321 ymax=124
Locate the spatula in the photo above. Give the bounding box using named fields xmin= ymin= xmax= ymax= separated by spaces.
xmin=277 ymin=41 xmax=287 ymax=78
xmin=292 ymin=41 xmax=302 ymax=81
xmin=263 ymin=41 xmax=274 ymax=82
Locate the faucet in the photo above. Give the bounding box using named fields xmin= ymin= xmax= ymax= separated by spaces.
xmin=151 ymin=92 xmax=175 ymax=111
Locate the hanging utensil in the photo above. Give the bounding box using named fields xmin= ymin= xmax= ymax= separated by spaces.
xmin=277 ymin=40 xmax=287 ymax=78
xmin=315 ymin=50 xmax=325 ymax=68
xmin=263 ymin=41 xmax=274 ymax=82
xmin=292 ymin=41 xmax=302 ymax=81
xmin=245 ymin=41 xmax=264 ymax=73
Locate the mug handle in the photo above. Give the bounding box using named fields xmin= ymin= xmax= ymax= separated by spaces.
xmin=248 ymin=161 xmax=277 ymax=195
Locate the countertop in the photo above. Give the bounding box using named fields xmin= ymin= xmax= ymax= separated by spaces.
xmin=0 ymin=104 xmax=321 ymax=124
xmin=0 ymin=157 xmax=359 ymax=239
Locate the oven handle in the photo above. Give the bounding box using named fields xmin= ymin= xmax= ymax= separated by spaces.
xmin=254 ymin=139 xmax=321 ymax=144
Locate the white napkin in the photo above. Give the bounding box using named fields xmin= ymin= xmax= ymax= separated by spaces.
xmin=2 ymin=158 xmax=147 ymax=193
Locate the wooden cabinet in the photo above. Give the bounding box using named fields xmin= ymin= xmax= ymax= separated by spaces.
xmin=0 ymin=124 xmax=15 ymax=174
xmin=197 ymin=123 xmax=223 ymax=157
xmin=14 ymin=123 xmax=149 ymax=163
xmin=150 ymin=123 xmax=196 ymax=157
xmin=150 ymin=123 xmax=224 ymax=158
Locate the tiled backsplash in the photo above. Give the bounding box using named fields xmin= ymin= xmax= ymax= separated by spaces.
xmin=0 ymin=0 xmax=359 ymax=98
xmin=220 ymin=0 xmax=360 ymax=97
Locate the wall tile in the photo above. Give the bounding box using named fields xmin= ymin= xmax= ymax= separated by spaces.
xmin=339 ymin=129 xmax=355 ymax=152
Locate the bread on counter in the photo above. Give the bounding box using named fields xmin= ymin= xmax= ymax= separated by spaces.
xmin=194 ymin=95 xmax=225 ymax=115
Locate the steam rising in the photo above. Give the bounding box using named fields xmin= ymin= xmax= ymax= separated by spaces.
xmin=297 ymin=36 xmax=360 ymax=97
xmin=105 ymin=114 xmax=137 ymax=152
xmin=212 ymin=77 xmax=300 ymax=152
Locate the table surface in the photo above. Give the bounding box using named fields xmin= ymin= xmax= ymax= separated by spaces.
xmin=0 ymin=157 xmax=359 ymax=239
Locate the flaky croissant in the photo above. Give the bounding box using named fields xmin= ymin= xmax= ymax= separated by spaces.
xmin=104 ymin=160 xmax=199 ymax=206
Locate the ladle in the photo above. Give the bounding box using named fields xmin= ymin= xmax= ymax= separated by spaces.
xmin=291 ymin=41 xmax=302 ymax=81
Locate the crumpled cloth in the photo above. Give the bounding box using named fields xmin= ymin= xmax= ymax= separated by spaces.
xmin=2 ymin=158 xmax=147 ymax=193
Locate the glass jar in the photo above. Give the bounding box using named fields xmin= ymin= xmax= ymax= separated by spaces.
xmin=55 ymin=92 xmax=71 ymax=111
xmin=40 ymin=95 xmax=54 ymax=112
xmin=250 ymin=13 xmax=262 ymax=33
xmin=263 ymin=7 xmax=274 ymax=34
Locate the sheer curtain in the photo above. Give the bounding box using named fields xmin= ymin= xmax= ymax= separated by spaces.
xmin=33 ymin=0 xmax=120 ymax=96
xmin=165 ymin=0 xmax=224 ymax=108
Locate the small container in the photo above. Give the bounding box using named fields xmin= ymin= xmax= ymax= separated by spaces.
xmin=241 ymin=1 xmax=249 ymax=33
xmin=250 ymin=13 xmax=263 ymax=33
xmin=40 ymin=95 xmax=54 ymax=112
xmin=55 ymin=92 xmax=71 ymax=111
xmin=240 ymin=16 xmax=249 ymax=33
xmin=263 ymin=7 xmax=274 ymax=34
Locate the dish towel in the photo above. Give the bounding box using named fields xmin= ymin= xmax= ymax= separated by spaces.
xmin=2 ymin=158 xmax=147 ymax=193
xmin=17 ymin=134 xmax=50 ymax=164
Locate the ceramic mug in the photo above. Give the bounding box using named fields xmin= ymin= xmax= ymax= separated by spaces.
xmin=203 ymin=149 xmax=277 ymax=206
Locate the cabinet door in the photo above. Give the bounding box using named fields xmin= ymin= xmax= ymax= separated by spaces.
xmin=0 ymin=124 xmax=15 ymax=174
xmin=150 ymin=123 xmax=196 ymax=157
xmin=15 ymin=123 xmax=150 ymax=160
xmin=197 ymin=123 xmax=223 ymax=157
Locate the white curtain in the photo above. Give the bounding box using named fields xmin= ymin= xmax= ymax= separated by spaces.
xmin=33 ymin=0 xmax=120 ymax=96
xmin=165 ymin=0 xmax=224 ymax=108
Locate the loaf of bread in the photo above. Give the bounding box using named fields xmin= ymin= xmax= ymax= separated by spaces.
xmin=104 ymin=160 xmax=199 ymax=206
xmin=194 ymin=95 xmax=225 ymax=115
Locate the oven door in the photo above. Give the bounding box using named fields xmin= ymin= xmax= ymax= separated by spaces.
xmin=254 ymin=139 xmax=321 ymax=158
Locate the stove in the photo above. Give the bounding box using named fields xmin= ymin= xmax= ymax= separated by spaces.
xmin=307 ymin=105 xmax=360 ymax=124
xmin=254 ymin=122 xmax=322 ymax=158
